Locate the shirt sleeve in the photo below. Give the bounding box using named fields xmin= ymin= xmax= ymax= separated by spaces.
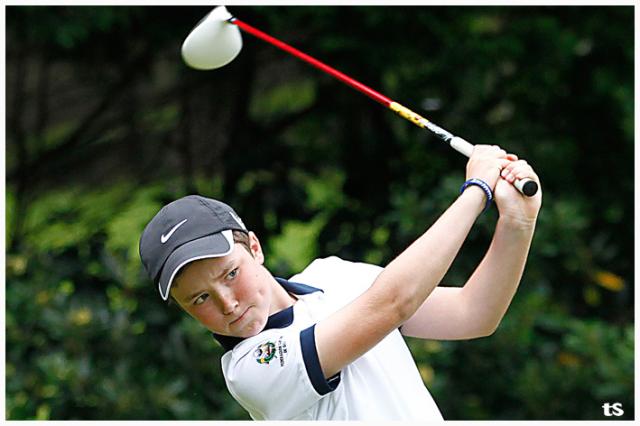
xmin=291 ymin=256 xmax=384 ymax=302
xmin=221 ymin=327 xmax=340 ymax=420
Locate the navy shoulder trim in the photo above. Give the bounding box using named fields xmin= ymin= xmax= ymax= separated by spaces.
xmin=275 ymin=277 xmax=323 ymax=295
xmin=300 ymin=325 xmax=341 ymax=395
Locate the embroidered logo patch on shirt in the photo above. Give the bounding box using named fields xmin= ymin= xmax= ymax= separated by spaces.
xmin=254 ymin=341 xmax=276 ymax=364
xmin=276 ymin=336 xmax=288 ymax=367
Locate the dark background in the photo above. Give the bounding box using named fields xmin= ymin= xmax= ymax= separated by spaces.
xmin=5 ymin=5 xmax=634 ymax=420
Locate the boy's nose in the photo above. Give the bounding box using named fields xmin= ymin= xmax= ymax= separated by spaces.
xmin=218 ymin=291 xmax=239 ymax=315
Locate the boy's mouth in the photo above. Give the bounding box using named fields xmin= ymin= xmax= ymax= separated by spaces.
xmin=230 ymin=306 xmax=251 ymax=325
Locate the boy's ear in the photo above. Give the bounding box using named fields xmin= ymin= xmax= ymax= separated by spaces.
xmin=248 ymin=231 xmax=264 ymax=264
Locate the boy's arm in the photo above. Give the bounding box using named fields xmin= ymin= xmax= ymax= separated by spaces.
xmin=400 ymin=220 xmax=536 ymax=339
xmin=401 ymin=159 xmax=542 ymax=339
xmin=313 ymin=146 xmax=511 ymax=379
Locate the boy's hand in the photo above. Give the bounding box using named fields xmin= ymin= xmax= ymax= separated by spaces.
xmin=465 ymin=145 xmax=513 ymax=190
xmin=495 ymin=157 xmax=542 ymax=227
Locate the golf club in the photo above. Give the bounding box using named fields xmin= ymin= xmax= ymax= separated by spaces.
xmin=181 ymin=6 xmax=538 ymax=197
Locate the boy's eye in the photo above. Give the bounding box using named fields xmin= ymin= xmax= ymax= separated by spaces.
xmin=227 ymin=267 xmax=239 ymax=280
xmin=194 ymin=293 xmax=209 ymax=305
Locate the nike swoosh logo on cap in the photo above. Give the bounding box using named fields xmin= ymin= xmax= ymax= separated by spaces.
xmin=161 ymin=219 xmax=188 ymax=244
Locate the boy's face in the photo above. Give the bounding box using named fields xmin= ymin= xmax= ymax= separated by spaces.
xmin=169 ymin=232 xmax=277 ymax=338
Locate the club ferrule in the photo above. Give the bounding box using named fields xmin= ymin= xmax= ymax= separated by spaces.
xmin=389 ymin=102 xmax=428 ymax=129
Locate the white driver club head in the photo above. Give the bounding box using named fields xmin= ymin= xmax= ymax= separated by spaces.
xmin=181 ymin=6 xmax=242 ymax=70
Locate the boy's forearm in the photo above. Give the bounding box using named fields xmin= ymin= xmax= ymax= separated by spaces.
xmin=459 ymin=217 xmax=536 ymax=332
xmin=372 ymin=187 xmax=486 ymax=321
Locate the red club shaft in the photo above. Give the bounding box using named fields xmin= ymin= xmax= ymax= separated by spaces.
xmin=225 ymin=16 xmax=539 ymax=198
xmin=231 ymin=18 xmax=393 ymax=107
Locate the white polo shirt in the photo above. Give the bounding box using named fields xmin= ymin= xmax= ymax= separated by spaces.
xmin=213 ymin=256 xmax=443 ymax=421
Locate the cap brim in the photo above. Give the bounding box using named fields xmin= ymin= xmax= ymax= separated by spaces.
xmin=158 ymin=229 xmax=234 ymax=300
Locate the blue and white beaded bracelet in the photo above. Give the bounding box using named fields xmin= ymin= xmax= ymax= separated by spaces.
xmin=460 ymin=178 xmax=493 ymax=212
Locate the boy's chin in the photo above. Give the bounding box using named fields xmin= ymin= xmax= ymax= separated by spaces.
xmin=236 ymin=321 xmax=267 ymax=338
xmin=212 ymin=318 xmax=267 ymax=338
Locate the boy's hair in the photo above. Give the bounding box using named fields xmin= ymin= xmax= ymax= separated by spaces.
xmin=168 ymin=230 xmax=252 ymax=306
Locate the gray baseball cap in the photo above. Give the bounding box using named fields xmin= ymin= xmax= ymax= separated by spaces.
xmin=139 ymin=195 xmax=248 ymax=301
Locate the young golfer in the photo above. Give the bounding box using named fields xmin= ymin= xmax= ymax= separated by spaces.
xmin=139 ymin=145 xmax=541 ymax=420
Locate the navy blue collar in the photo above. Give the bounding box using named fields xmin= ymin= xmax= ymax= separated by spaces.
xmin=212 ymin=277 xmax=322 ymax=351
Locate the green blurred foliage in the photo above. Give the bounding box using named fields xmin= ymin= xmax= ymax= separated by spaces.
xmin=5 ymin=5 xmax=633 ymax=420
xmin=412 ymin=289 xmax=633 ymax=420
